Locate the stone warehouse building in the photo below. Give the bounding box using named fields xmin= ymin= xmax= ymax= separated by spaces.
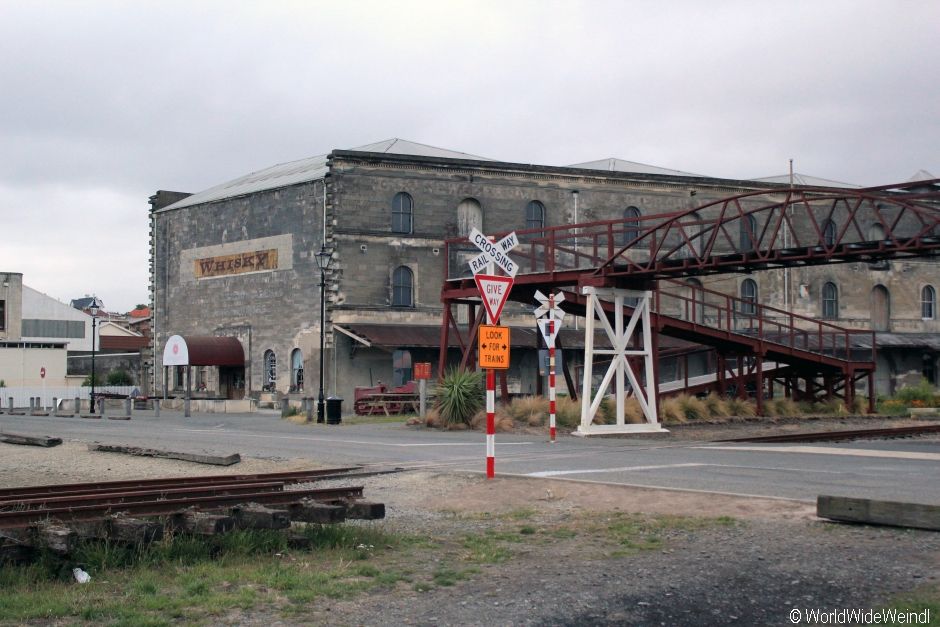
xmin=149 ymin=139 xmax=939 ymax=404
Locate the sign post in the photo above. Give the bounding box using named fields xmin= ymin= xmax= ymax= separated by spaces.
xmin=468 ymin=229 xmax=518 ymax=479
xmin=535 ymin=291 xmax=565 ymax=443
xmin=414 ymin=362 xmax=432 ymax=418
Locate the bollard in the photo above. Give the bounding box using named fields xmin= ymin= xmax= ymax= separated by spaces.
xmin=99 ymin=399 xmax=105 ymax=416
xmin=124 ymin=397 xmax=132 ymax=416
xmin=305 ymin=398 xmax=313 ymax=423
xmin=52 ymin=397 xmax=58 ymax=413
xmin=74 ymin=397 xmax=80 ymax=413
xmin=154 ymin=399 xmax=160 ymax=417
xmin=184 ymin=398 xmax=191 ymax=418
xmin=8 ymin=397 xmax=13 ymax=412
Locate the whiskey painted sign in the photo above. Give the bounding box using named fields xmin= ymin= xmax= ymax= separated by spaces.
xmin=195 ymin=249 xmax=279 ymax=279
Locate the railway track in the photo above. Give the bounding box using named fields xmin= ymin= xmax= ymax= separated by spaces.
xmin=718 ymin=424 xmax=940 ymax=444
xmin=0 ymin=467 xmax=387 ymax=531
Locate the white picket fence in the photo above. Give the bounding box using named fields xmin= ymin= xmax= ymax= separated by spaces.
xmin=0 ymin=386 xmax=137 ymax=410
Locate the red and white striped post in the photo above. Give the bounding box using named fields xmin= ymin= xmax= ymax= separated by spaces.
xmin=486 ymin=367 xmax=495 ymax=478
xmin=548 ymin=296 xmax=557 ymax=443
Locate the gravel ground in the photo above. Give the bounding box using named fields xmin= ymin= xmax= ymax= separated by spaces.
xmin=2 ymin=429 xmax=938 ymax=626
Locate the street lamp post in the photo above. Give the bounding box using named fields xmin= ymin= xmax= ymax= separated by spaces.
xmin=88 ymin=300 xmax=100 ymax=413
xmin=314 ymin=245 xmax=333 ymax=423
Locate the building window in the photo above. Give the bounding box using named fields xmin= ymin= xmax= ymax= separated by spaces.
xmin=291 ymin=348 xmax=304 ymax=392
xmin=392 ymin=266 xmax=414 ymax=307
xmin=263 ymin=350 xmax=277 ymax=390
xmin=526 ymin=200 xmax=545 ymax=230
xmin=823 ymin=219 xmax=837 ymax=247
xmin=923 ymin=285 xmax=937 ymax=320
xmin=622 ymin=206 xmax=641 ymax=246
xmin=0 ymin=299 xmax=4 ymax=331
xmin=393 ymin=349 xmax=413 ymax=386
xmin=868 ymin=222 xmax=885 ymax=242
xmin=457 ymin=198 xmax=483 ymax=236
xmin=740 ymin=279 xmax=758 ymax=316
xmin=175 ymin=366 xmax=185 ymax=389
xmin=739 ymin=214 xmax=757 ymax=253
xmin=391 ymin=192 xmax=413 ymax=234
xmin=822 ymin=282 xmax=839 ymax=319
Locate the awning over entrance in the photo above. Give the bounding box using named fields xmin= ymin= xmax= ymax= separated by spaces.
xmin=162 ymin=335 xmax=244 ymax=366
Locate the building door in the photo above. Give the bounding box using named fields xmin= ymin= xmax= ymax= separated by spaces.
xmin=219 ymin=366 xmax=245 ymax=400
xmin=871 ymin=285 xmax=890 ymax=331
xmin=457 ymin=198 xmax=483 ymax=236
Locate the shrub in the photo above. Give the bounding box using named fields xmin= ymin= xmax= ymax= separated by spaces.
xmin=764 ymin=397 xmax=801 ymax=417
xmin=895 ymin=379 xmax=937 ymax=406
xmin=82 ymin=373 xmax=103 ymax=386
xmin=659 ymin=396 xmax=686 ymax=424
xmin=554 ymin=395 xmax=582 ymax=428
xmin=507 ymin=396 xmax=548 ymax=426
xmin=702 ymin=393 xmax=729 ymax=418
xmin=725 ymin=397 xmax=756 ymax=417
xmin=435 ymin=369 xmax=484 ymax=426
xmin=106 ymin=369 xmax=134 ymax=386
xmin=678 ymin=395 xmax=709 ymax=421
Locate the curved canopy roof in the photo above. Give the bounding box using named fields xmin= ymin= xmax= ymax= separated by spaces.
xmin=162 ymin=335 xmax=244 ymax=367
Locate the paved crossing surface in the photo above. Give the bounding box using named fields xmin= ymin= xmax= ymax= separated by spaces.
xmin=2 ymin=410 xmax=938 ymax=503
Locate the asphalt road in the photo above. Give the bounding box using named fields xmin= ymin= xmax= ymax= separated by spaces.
xmin=2 ymin=409 xmax=939 ymax=503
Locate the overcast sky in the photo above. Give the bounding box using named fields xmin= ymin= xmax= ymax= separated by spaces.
xmin=1 ymin=0 xmax=937 ymax=313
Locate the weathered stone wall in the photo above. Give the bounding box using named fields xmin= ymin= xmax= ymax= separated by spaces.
xmin=152 ymin=153 xmax=938 ymax=403
xmin=152 ymin=181 xmax=327 ymax=396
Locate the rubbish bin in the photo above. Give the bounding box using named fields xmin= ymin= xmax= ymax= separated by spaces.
xmin=326 ymin=397 xmax=343 ymax=424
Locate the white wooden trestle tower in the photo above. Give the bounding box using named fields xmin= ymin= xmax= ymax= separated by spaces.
xmin=575 ymin=287 xmax=666 ymax=436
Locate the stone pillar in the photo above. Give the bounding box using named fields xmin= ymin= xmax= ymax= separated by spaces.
xmin=154 ymin=399 xmax=161 ymax=417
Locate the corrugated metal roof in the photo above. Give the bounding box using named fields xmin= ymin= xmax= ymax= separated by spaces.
xmin=160 ymin=139 xmax=495 ymax=211
xmin=567 ymin=158 xmax=708 ymax=178
xmin=749 ymin=172 xmax=860 ymax=188
xmin=907 ymin=169 xmax=937 ymax=182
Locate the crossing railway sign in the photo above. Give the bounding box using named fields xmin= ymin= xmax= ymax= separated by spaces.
xmin=467 ymin=227 xmax=519 ymax=277
xmin=474 ymin=274 xmax=514 ymax=323
xmin=534 ymin=290 xmax=566 ymax=321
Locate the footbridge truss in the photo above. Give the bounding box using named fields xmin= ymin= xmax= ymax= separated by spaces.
xmin=438 ymin=180 xmax=940 ymax=433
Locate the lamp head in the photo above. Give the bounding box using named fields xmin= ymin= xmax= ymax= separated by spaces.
xmin=314 ymin=245 xmax=333 ymax=272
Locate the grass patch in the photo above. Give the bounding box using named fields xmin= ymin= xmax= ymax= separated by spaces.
xmin=0 ymin=525 xmax=409 ymax=624
xmin=461 ymin=534 xmax=514 ymax=563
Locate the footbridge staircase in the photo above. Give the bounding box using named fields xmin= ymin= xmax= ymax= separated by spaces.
xmin=439 ymin=180 xmax=940 ymax=431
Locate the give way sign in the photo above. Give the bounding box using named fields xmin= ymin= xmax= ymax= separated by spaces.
xmin=474 ymin=274 xmax=514 ymax=323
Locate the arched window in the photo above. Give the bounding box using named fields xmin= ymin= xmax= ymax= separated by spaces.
xmin=391 ymin=192 xmax=413 ymax=234
xmin=263 ymin=350 xmax=277 ymax=390
xmin=622 ymin=206 xmax=641 ymax=246
xmin=393 ymin=349 xmax=413 ymax=386
xmin=822 ymin=282 xmax=839 ymax=319
xmin=739 ymin=214 xmax=757 ymax=253
xmin=740 ymin=279 xmax=758 ymax=316
xmin=290 ymin=348 xmax=304 ymax=391
xmin=526 ymin=200 xmax=545 ymax=230
xmin=457 ymin=198 xmax=483 ymax=236
xmin=923 ymin=285 xmax=937 ymax=320
xmin=868 ymin=222 xmax=885 ymax=242
xmin=392 ymin=266 xmax=414 ymax=307
xmin=823 ymin=220 xmax=837 ymax=247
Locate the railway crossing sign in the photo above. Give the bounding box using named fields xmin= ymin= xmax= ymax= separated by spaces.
xmin=467 ymin=227 xmax=519 ymax=277
xmin=534 ymin=290 xmax=565 ymax=321
xmin=478 ymin=325 xmax=510 ymax=369
xmin=474 ymin=274 xmax=514 ymax=323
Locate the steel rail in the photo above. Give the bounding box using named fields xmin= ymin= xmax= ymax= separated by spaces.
xmin=0 ymin=485 xmax=364 ymax=529
xmin=0 ymin=481 xmax=287 ymax=509
xmin=717 ymin=424 xmax=940 ymax=443
xmin=0 ymin=467 xmax=360 ymax=500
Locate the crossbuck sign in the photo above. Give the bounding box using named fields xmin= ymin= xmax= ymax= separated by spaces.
xmin=467 ymin=227 xmax=519 ymax=277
